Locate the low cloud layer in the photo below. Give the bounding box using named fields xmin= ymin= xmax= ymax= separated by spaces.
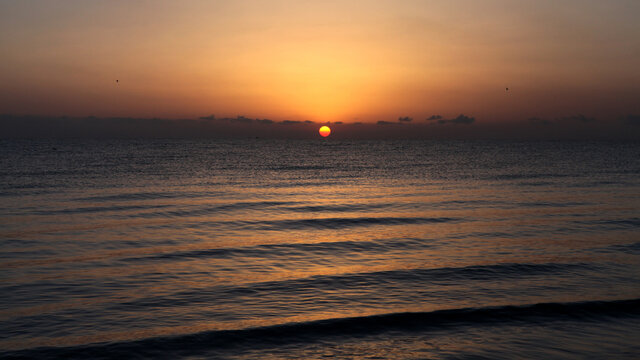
xmin=530 ymin=114 xmax=597 ymax=125
xmin=1 ymin=113 xmax=638 ymax=140
xmin=0 ymin=114 xmax=319 ymax=139
xmin=376 ymin=120 xmax=397 ymax=125
xmin=425 ymin=114 xmax=475 ymax=125
xmin=441 ymin=114 xmax=475 ymax=125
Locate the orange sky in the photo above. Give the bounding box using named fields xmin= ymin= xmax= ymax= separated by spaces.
xmin=1 ymin=0 xmax=639 ymax=124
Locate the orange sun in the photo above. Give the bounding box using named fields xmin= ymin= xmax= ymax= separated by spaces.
xmin=319 ymin=125 xmax=331 ymax=137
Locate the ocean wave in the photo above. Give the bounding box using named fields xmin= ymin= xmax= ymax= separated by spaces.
xmin=230 ymin=216 xmax=457 ymax=231
xmin=575 ymin=218 xmax=640 ymax=230
xmin=28 ymin=204 xmax=172 ymax=216
xmin=518 ymin=201 xmax=591 ymax=208
xmin=597 ymin=241 xmax=640 ymax=255
xmin=19 ymin=197 xmax=598 ymax=219
xmin=74 ymin=191 xmax=220 ymax=202
xmin=283 ymin=203 xmax=396 ymax=213
xmin=158 ymin=216 xmax=459 ymax=232
xmin=4 ymin=298 xmax=638 ymax=359
xmin=270 ymin=165 xmax=330 ymax=171
xmin=126 ymin=201 xmax=296 ymax=219
xmin=492 ymin=173 xmax=571 ymax=181
xmin=109 ymin=262 xmax=593 ymax=311
xmin=253 ymin=180 xmax=349 ymax=188
xmin=122 ymin=237 xmax=436 ymax=262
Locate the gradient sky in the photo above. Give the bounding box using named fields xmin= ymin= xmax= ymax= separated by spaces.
xmin=1 ymin=0 xmax=639 ymax=125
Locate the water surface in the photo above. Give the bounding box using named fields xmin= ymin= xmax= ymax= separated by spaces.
xmin=1 ymin=140 xmax=639 ymax=359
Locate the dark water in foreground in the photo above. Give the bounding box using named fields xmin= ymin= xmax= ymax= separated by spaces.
xmin=1 ymin=140 xmax=639 ymax=359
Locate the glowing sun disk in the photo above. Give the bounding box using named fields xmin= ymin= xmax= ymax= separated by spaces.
xmin=319 ymin=126 xmax=331 ymax=137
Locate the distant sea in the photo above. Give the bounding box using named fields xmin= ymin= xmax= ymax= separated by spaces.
xmin=1 ymin=139 xmax=639 ymax=359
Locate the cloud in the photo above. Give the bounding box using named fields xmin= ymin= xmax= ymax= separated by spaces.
xmin=279 ymin=120 xmax=303 ymax=125
xmin=3 ymin=113 xmax=637 ymax=140
xmin=431 ymin=114 xmax=475 ymax=125
xmin=450 ymin=114 xmax=475 ymax=124
xmin=0 ymin=114 xmax=323 ymax=139
xmin=199 ymin=115 xmax=253 ymax=123
xmin=398 ymin=116 xmax=412 ymax=122
xmin=230 ymin=116 xmax=252 ymax=123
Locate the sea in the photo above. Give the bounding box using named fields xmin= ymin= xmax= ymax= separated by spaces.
xmin=1 ymin=139 xmax=639 ymax=359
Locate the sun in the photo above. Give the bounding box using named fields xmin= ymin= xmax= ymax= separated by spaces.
xmin=319 ymin=125 xmax=331 ymax=137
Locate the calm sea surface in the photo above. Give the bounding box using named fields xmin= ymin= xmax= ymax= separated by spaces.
xmin=1 ymin=139 xmax=639 ymax=359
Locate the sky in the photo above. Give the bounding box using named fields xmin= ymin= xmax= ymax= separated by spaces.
xmin=1 ymin=0 xmax=639 ymax=138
